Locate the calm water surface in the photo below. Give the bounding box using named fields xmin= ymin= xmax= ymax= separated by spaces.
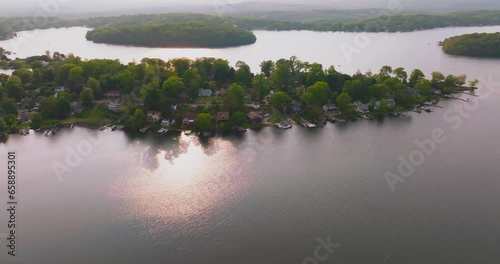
xmin=0 ymin=27 xmax=499 ymax=264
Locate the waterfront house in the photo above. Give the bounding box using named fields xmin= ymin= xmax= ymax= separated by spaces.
xmin=217 ymin=88 xmax=227 ymax=97
xmin=182 ymin=113 xmax=197 ymax=127
xmin=161 ymin=119 xmax=175 ymax=127
xmin=146 ymin=111 xmax=162 ymax=123
xmin=198 ymin=89 xmax=212 ymax=97
xmin=431 ymin=88 xmax=442 ymax=95
xmin=105 ymin=90 xmax=121 ymax=99
xmin=247 ymin=111 xmax=263 ymax=124
xmin=322 ymin=104 xmax=337 ymax=112
xmin=70 ymin=101 xmax=83 ymax=114
xmin=34 ymin=96 xmax=44 ymax=110
xmin=216 ymin=112 xmax=230 ymax=123
xmin=252 ymin=102 xmax=261 ymax=110
xmin=18 ymin=112 xmax=31 ymax=124
xmin=352 ymin=101 xmax=369 ymax=113
xmin=408 ymin=87 xmax=420 ymax=98
xmin=108 ymin=100 xmax=122 ymax=113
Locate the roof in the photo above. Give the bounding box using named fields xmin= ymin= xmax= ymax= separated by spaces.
xmin=247 ymin=111 xmax=263 ymax=120
xmin=216 ymin=111 xmax=230 ymax=121
xmin=184 ymin=113 xmax=197 ymax=121
xmin=147 ymin=111 xmax=161 ymax=116
xmin=198 ymin=89 xmax=213 ymax=97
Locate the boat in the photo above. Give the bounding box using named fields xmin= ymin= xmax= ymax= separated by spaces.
xmin=70 ymin=123 xmax=74 ymax=129
xmin=139 ymin=127 xmax=149 ymax=133
xmin=336 ymin=118 xmax=347 ymax=123
xmin=99 ymin=126 xmax=108 ymax=131
xmin=157 ymin=128 xmax=168 ymax=134
xmin=184 ymin=130 xmax=192 ymax=135
xmin=110 ymin=125 xmax=117 ymax=131
xmin=235 ymin=126 xmax=247 ymax=132
xmin=116 ymin=125 xmax=125 ymax=131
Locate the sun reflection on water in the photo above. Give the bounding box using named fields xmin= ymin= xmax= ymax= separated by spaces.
xmin=107 ymin=135 xmax=253 ymax=235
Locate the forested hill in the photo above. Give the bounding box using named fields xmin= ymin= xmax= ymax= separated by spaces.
xmin=85 ymin=23 xmax=257 ymax=48
xmin=2 ymin=10 xmax=500 ymax=41
xmin=341 ymin=10 xmax=500 ymax=32
xmin=442 ymin=33 xmax=500 ymax=58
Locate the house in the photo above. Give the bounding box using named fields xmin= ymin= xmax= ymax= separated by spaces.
xmin=146 ymin=111 xmax=162 ymax=123
xmin=70 ymin=101 xmax=83 ymax=114
xmin=198 ymin=89 xmax=213 ymax=97
xmin=408 ymin=87 xmax=420 ymax=98
xmin=104 ymin=90 xmax=121 ymax=98
xmin=216 ymin=112 xmax=230 ymax=123
xmin=387 ymin=98 xmax=396 ymax=107
xmin=322 ymin=104 xmax=337 ymax=112
xmin=19 ymin=97 xmax=32 ymax=109
xmin=247 ymin=111 xmax=263 ymax=124
xmin=34 ymin=96 xmax=45 ymax=109
xmin=217 ymin=88 xmax=227 ymax=97
xmin=352 ymin=101 xmax=369 ymax=113
xmin=18 ymin=112 xmax=31 ymax=124
xmin=108 ymin=100 xmax=122 ymax=113
xmin=182 ymin=113 xmax=197 ymax=127
xmin=287 ymin=101 xmax=302 ymax=115
xmin=54 ymin=86 xmax=66 ymax=93
xmin=134 ymin=98 xmax=144 ymax=107
xmin=431 ymin=88 xmax=442 ymax=95
xmin=161 ymin=119 xmax=175 ymax=127
xmin=251 ymin=102 xmax=261 ymax=110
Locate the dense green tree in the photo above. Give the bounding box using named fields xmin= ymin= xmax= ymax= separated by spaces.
xmin=13 ymin=68 xmax=32 ymax=85
xmin=252 ymin=74 xmax=270 ymax=100
xmin=222 ymin=83 xmax=245 ymax=112
xmin=31 ymin=112 xmax=43 ymax=129
xmin=0 ymin=98 xmax=18 ymax=115
xmin=301 ymin=82 xmax=329 ymax=107
xmin=269 ymin=91 xmax=291 ymax=112
xmin=80 ymin=88 xmax=94 ymax=107
xmin=0 ymin=117 xmax=7 ymax=133
xmin=127 ymin=109 xmax=146 ymax=131
xmin=6 ymin=75 xmax=24 ymax=100
xmin=409 ymin=69 xmax=425 ymax=87
xmin=196 ymin=113 xmax=214 ymax=132
xmin=260 ymin=60 xmax=275 ymax=77
xmin=343 ymin=79 xmax=366 ymax=101
xmin=336 ymin=92 xmax=352 ymax=111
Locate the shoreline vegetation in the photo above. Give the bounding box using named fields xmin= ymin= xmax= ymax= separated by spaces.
xmin=85 ymin=23 xmax=257 ymax=48
xmin=0 ymin=51 xmax=479 ymax=137
xmin=442 ymin=32 xmax=500 ymax=58
xmin=1 ymin=10 xmax=500 ymax=42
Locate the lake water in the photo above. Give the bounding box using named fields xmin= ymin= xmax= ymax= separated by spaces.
xmin=1 ymin=27 xmax=500 ymax=264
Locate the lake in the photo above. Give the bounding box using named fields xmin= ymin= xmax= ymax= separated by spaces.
xmin=1 ymin=27 xmax=500 ymax=264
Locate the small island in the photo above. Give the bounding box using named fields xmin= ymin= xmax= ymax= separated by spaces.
xmin=442 ymin=32 xmax=500 ymax=58
xmin=85 ymin=23 xmax=257 ymax=48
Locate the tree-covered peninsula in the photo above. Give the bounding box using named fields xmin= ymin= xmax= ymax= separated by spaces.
xmin=85 ymin=23 xmax=257 ymax=48
xmin=0 ymin=52 xmax=478 ymax=135
xmin=442 ymin=32 xmax=500 ymax=58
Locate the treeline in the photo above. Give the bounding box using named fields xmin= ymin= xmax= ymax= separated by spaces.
xmin=3 ymin=10 xmax=500 ymax=40
xmin=442 ymin=32 xmax=500 ymax=58
xmin=0 ymin=51 xmax=474 ymax=133
xmin=342 ymin=10 xmax=500 ymax=32
xmin=86 ymin=23 xmax=257 ymax=48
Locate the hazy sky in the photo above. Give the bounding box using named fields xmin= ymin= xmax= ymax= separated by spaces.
xmin=2 ymin=0 xmax=499 ymax=16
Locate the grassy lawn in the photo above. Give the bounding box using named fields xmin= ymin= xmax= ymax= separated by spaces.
xmin=60 ymin=103 xmax=110 ymax=126
xmin=194 ymin=96 xmax=215 ymax=104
